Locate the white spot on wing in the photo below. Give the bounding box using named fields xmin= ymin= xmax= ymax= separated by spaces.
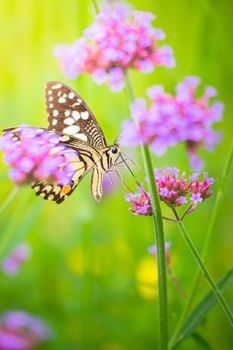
xmin=64 ymin=110 xmax=70 ymax=117
xmin=68 ymin=92 xmax=75 ymax=99
xmin=58 ymin=97 xmax=66 ymax=103
xmin=81 ymin=111 xmax=89 ymax=120
xmin=59 ymin=135 xmax=70 ymax=142
xmin=64 ymin=118 xmax=75 ymax=125
xmin=49 ymin=103 xmax=54 ymax=108
xmin=52 ymin=119 xmax=57 ymax=126
xmin=44 ymin=185 xmax=52 ymax=192
xmin=76 ymin=133 xmax=88 ymax=142
xmin=54 ymin=186 xmax=61 ymax=195
xmin=52 ymin=83 xmax=62 ymax=89
xmin=72 ymin=111 xmax=81 ymax=120
xmin=53 ymin=110 xmax=59 ymax=117
xmin=64 ymin=125 xmax=81 ymax=135
xmin=49 ymin=96 xmax=53 ymax=101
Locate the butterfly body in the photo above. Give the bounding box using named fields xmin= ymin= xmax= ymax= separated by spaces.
xmin=2 ymin=82 xmax=120 ymax=204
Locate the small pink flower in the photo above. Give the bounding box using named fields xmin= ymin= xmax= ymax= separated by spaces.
xmin=54 ymin=1 xmax=175 ymax=92
xmin=125 ymin=188 xmax=152 ymax=216
xmin=190 ymin=192 xmax=203 ymax=204
xmin=122 ymin=76 xmax=223 ymax=170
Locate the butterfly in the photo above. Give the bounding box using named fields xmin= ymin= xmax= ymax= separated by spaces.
xmin=2 ymin=82 xmax=122 ymax=204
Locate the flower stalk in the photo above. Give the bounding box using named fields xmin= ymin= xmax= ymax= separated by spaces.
xmin=92 ymin=0 xmax=99 ymax=14
xmin=125 ymin=73 xmax=168 ymax=349
xmin=169 ymin=138 xmax=233 ymax=348
xmin=171 ymin=208 xmax=233 ymax=328
xmin=142 ymin=145 xmax=168 ymax=350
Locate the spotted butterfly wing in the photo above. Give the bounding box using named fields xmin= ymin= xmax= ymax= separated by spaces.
xmin=31 ymin=134 xmax=100 ymax=204
xmin=46 ymin=81 xmax=107 ymax=148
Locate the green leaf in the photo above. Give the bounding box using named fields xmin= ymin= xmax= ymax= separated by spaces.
xmin=174 ymin=269 xmax=233 ymax=348
xmin=192 ymin=332 xmax=213 ymax=350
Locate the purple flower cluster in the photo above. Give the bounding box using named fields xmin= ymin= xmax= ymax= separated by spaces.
xmin=54 ymin=1 xmax=175 ymax=92
xmin=122 ymin=76 xmax=223 ymax=170
xmin=126 ymin=167 xmax=214 ymax=216
xmin=0 ymin=126 xmax=77 ymax=185
xmin=125 ymin=188 xmax=152 ymax=216
xmin=2 ymin=243 xmax=31 ymax=276
xmin=0 ymin=311 xmax=51 ymax=350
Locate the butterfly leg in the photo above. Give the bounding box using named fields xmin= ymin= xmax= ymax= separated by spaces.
xmin=91 ymin=167 xmax=103 ymax=201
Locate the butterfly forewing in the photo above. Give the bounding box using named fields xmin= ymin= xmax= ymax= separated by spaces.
xmin=46 ymin=81 xmax=107 ymax=148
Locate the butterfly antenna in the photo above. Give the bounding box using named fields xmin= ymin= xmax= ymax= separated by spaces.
xmin=113 ymin=130 xmax=123 ymax=145
xmin=112 ymin=170 xmax=135 ymax=194
xmin=120 ymin=151 xmax=139 ymax=169
xmin=119 ymin=153 xmax=141 ymax=187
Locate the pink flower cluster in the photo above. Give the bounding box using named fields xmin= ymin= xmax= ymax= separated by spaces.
xmin=0 ymin=126 xmax=77 ymax=185
xmin=2 ymin=243 xmax=31 ymax=276
xmin=125 ymin=188 xmax=152 ymax=216
xmin=54 ymin=1 xmax=175 ymax=92
xmin=0 ymin=311 xmax=51 ymax=350
xmin=126 ymin=167 xmax=214 ymax=216
xmin=122 ymin=76 xmax=223 ymax=170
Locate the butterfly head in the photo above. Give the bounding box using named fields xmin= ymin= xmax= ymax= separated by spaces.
xmin=111 ymin=144 xmax=119 ymax=154
xmin=102 ymin=143 xmax=121 ymax=170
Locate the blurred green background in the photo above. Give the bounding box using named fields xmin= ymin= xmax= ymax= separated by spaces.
xmin=0 ymin=0 xmax=233 ymax=349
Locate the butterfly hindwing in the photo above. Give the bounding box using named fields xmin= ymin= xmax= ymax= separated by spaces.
xmin=32 ymin=181 xmax=76 ymax=204
xmin=46 ymin=81 xmax=107 ymax=148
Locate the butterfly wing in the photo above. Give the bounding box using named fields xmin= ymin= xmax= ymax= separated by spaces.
xmin=45 ymin=81 xmax=107 ymax=148
xmin=32 ymin=159 xmax=92 ymax=204
xmin=3 ymin=126 xmax=98 ymax=204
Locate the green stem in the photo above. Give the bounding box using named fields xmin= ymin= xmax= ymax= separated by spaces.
xmin=0 ymin=187 xmax=19 ymax=215
xmin=92 ymin=0 xmax=99 ymax=14
xmin=125 ymin=73 xmax=168 ymax=349
xmin=169 ymin=138 xmax=233 ymax=348
xmin=162 ymin=216 xmax=177 ymax=223
xmin=173 ymin=209 xmax=233 ymax=327
xmin=142 ymin=145 xmax=168 ymax=350
xmin=91 ymin=3 xmax=169 ymax=343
